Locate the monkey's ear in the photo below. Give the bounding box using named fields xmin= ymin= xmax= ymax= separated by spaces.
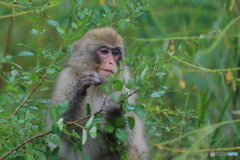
xmin=72 ymin=40 xmax=81 ymax=53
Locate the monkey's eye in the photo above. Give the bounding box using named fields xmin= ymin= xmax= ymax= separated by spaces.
xmin=100 ymin=47 xmax=109 ymax=54
xmin=112 ymin=50 xmax=120 ymax=56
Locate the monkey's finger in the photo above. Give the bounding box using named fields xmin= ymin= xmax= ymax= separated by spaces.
xmin=81 ymin=76 xmax=102 ymax=86
xmin=82 ymin=71 xmax=101 ymax=78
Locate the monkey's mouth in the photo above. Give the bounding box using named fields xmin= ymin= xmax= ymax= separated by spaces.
xmin=99 ymin=69 xmax=115 ymax=77
xmin=100 ymin=69 xmax=114 ymax=74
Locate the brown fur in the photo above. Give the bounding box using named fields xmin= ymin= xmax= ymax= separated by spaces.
xmin=47 ymin=27 xmax=148 ymax=160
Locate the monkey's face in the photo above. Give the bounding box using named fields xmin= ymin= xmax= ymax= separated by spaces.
xmin=96 ymin=46 xmax=122 ymax=77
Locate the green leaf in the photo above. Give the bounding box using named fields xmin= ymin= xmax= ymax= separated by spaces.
xmin=127 ymin=116 xmax=135 ymax=129
xmin=49 ymin=134 xmax=60 ymax=146
xmin=119 ymin=93 xmax=127 ymax=102
xmin=36 ymin=48 xmax=44 ymax=54
xmin=29 ymin=148 xmax=46 ymax=160
xmin=84 ymin=8 xmax=90 ymax=15
xmin=118 ymin=19 xmax=127 ymax=31
xmin=30 ymin=29 xmax=39 ymax=35
xmin=51 ymin=124 xmax=61 ymax=136
xmin=72 ymin=130 xmax=80 ymax=138
xmin=103 ymin=5 xmax=110 ymax=12
xmin=62 ymin=19 xmax=69 ymax=28
xmin=150 ymin=91 xmax=165 ymax=98
xmin=9 ymin=62 xmax=22 ymax=69
xmin=156 ymin=72 xmax=166 ymax=77
xmin=89 ymin=126 xmax=97 ymax=138
xmin=85 ymin=115 xmax=94 ymax=128
xmin=113 ymin=80 xmax=124 ymax=91
xmin=232 ymin=110 xmax=240 ymax=115
xmin=82 ymin=129 xmax=87 ymax=145
xmin=112 ymin=118 xmax=125 ymax=127
xmin=18 ymin=83 xmax=26 ymax=92
xmin=99 ymin=85 xmax=110 ymax=95
xmin=71 ymin=22 xmax=78 ymax=28
xmin=27 ymin=154 xmax=35 ymax=160
xmin=52 ymin=147 xmax=60 ymax=156
xmin=47 ymin=68 xmax=56 ymax=74
xmin=73 ymin=142 xmax=82 ymax=154
xmin=56 ymin=118 xmax=64 ymax=131
xmin=57 ymin=100 xmax=69 ymax=114
xmin=93 ymin=10 xmax=100 ymax=21
xmin=86 ymin=103 xmax=91 ymax=115
xmin=110 ymin=93 xmax=117 ymax=102
xmin=11 ymin=70 xmax=18 ymax=76
xmin=2 ymin=55 xmax=12 ymax=62
xmin=47 ymin=20 xmax=60 ymax=26
xmin=128 ymin=2 xmax=134 ymax=8
xmin=115 ymin=128 xmax=129 ymax=141
xmin=28 ymin=73 xmax=38 ymax=81
xmin=126 ymin=78 xmax=134 ymax=89
xmin=0 ymin=93 xmax=7 ymax=103
xmin=160 ymin=86 xmax=168 ymax=90
xmin=78 ymin=12 xmax=85 ymax=19
xmin=140 ymin=65 xmax=148 ymax=78
xmin=49 ymin=106 xmax=59 ymax=121
xmin=80 ymin=152 xmax=90 ymax=160
xmin=18 ymin=51 xmax=34 ymax=56
xmin=105 ymin=124 xmax=114 ymax=132
xmin=134 ymin=105 xmax=145 ymax=117
xmin=168 ymin=116 xmax=176 ymax=125
xmin=40 ymin=87 xmax=50 ymax=91
xmin=75 ymin=0 xmax=83 ymax=4
xmin=57 ymin=26 xmax=65 ymax=35
xmin=3 ymin=141 xmax=12 ymax=150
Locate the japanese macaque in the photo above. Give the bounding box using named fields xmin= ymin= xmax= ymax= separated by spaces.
xmin=47 ymin=27 xmax=148 ymax=160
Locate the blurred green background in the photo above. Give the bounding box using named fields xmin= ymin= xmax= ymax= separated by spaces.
xmin=0 ymin=0 xmax=240 ymax=159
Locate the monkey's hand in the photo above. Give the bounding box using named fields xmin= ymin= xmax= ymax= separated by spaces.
xmin=71 ymin=71 xmax=102 ymax=98
xmin=77 ymin=71 xmax=102 ymax=89
xmin=65 ymin=71 xmax=102 ymax=118
xmin=102 ymin=99 xmax=123 ymax=123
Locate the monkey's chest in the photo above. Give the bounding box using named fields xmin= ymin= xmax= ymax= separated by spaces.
xmin=85 ymin=86 xmax=105 ymax=113
xmin=82 ymin=134 xmax=112 ymax=159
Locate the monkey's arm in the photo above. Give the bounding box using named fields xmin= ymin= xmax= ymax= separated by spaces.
xmin=61 ymin=71 xmax=102 ymax=123
xmin=102 ymin=100 xmax=148 ymax=159
xmin=102 ymin=99 xmax=123 ymax=123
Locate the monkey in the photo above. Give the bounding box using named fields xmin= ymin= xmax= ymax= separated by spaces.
xmin=46 ymin=27 xmax=148 ymax=160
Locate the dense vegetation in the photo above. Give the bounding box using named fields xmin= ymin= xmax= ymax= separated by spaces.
xmin=0 ymin=0 xmax=239 ymax=159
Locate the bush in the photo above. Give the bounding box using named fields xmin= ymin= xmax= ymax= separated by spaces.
xmin=0 ymin=0 xmax=239 ymax=160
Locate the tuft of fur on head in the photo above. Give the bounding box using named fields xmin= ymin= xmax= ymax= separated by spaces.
xmin=67 ymin=27 xmax=125 ymax=75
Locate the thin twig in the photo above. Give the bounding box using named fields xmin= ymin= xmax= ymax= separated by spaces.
xmin=0 ymin=2 xmax=16 ymax=91
xmin=1 ymin=82 xmax=140 ymax=159
xmin=66 ymin=110 xmax=102 ymax=126
xmin=0 ymin=109 xmax=102 ymax=160
xmin=0 ymin=131 xmax=51 ymax=160
xmin=11 ymin=73 xmax=48 ymax=116
xmin=119 ymin=89 xmax=141 ymax=103
xmin=178 ymin=92 xmax=189 ymax=149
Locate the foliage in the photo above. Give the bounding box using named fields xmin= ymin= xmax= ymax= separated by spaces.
xmin=0 ymin=0 xmax=240 ymax=160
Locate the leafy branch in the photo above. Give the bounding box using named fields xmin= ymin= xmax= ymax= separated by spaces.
xmin=0 ymin=1 xmax=62 ymax=19
xmin=0 ymin=109 xmax=101 ymax=160
xmin=0 ymin=88 xmax=139 ymax=159
xmin=167 ymin=51 xmax=240 ymax=73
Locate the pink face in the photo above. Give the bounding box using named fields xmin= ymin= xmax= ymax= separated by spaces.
xmin=97 ymin=47 xmax=121 ymax=77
